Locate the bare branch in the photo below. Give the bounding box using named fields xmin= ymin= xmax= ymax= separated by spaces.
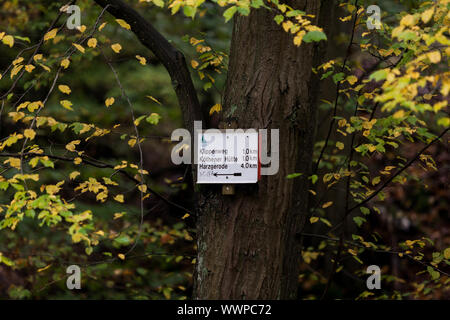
xmin=0 ymin=152 xmax=192 ymax=214
xmin=93 ymin=0 xmax=203 ymax=133
xmin=330 ymin=127 xmax=450 ymax=233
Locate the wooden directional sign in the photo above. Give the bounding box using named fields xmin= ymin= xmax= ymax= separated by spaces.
xmin=197 ymin=131 xmax=259 ymax=184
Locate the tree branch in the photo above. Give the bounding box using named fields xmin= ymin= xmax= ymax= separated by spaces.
xmin=330 ymin=127 xmax=449 ymax=233
xmin=93 ymin=0 xmax=203 ymax=134
xmin=0 ymin=152 xmax=192 ymax=214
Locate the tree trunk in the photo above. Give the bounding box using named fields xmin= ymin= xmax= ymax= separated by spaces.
xmin=194 ymin=0 xmax=320 ymax=299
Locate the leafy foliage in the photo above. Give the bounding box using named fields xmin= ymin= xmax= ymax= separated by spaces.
xmin=0 ymin=0 xmax=448 ymax=299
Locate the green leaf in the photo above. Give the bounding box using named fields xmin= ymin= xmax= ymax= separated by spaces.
xmin=352 ymin=255 xmax=363 ymax=264
xmin=353 ymin=216 xmax=366 ymax=227
xmin=286 ymin=173 xmax=302 ymax=179
xmin=146 ymin=113 xmax=161 ymax=125
xmin=40 ymin=159 xmax=54 ymax=168
xmin=0 ymin=181 xmax=8 ymax=191
xmin=203 ymin=82 xmax=212 ymax=91
xmin=223 ymin=6 xmax=237 ymax=22
xmin=14 ymin=35 xmax=31 ymax=43
xmin=332 ymin=72 xmax=345 ymax=84
xmin=153 ymin=0 xmax=165 ymax=7
xmin=302 ymin=30 xmax=327 ymax=43
xmin=236 ymin=6 xmax=250 ymax=16
xmin=427 ymin=266 xmax=440 ymax=280
xmin=113 ymin=235 xmax=131 ymax=247
xmin=321 ymin=70 xmax=333 ymax=80
xmin=320 ymin=218 xmax=332 ymax=227
xmin=251 ymin=0 xmax=264 ymax=8
xmin=369 ymin=69 xmax=388 ymax=82
xmin=286 ymin=10 xmax=305 ymax=17
xmin=183 ymin=6 xmax=196 ymax=18
xmin=274 ymin=15 xmax=284 ymax=25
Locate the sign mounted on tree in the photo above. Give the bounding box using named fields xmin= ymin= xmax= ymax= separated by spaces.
xmin=196 ymin=131 xmax=259 ymax=184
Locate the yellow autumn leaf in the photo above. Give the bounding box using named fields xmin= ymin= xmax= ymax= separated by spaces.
xmin=60 ymin=100 xmax=73 ymax=110
xmin=37 ymin=264 xmax=52 ymax=272
xmin=99 ymin=22 xmax=107 ymax=31
xmin=138 ymin=184 xmax=147 ymax=193
xmin=128 ymin=138 xmax=137 ymax=147
xmin=113 ymin=212 xmax=125 ymax=220
xmin=2 ymin=35 xmax=14 ymax=47
xmin=38 ymin=63 xmax=51 ymax=72
xmin=310 ymin=217 xmax=319 ymax=224
xmin=362 ymin=119 xmax=376 ymax=130
xmin=393 ymin=109 xmax=405 ymax=119
xmin=76 ymin=25 xmax=87 ymax=33
xmin=87 ymin=38 xmax=97 ymax=48
xmin=58 ymin=84 xmax=71 ymax=95
xmin=61 ymin=58 xmax=70 ymax=69
xmin=136 ymin=55 xmax=146 ymax=65
xmin=111 ymin=43 xmax=122 ymax=53
xmin=105 ymin=97 xmax=115 ymax=107
xmin=114 ymin=194 xmax=124 ymax=203
xmin=74 ymin=157 xmax=82 ymax=165
xmin=191 ymin=60 xmax=199 ymax=69
xmin=421 ymin=8 xmax=434 ymax=24
xmin=182 ymin=213 xmax=190 ymax=220
xmin=69 ymin=171 xmax=80 ymax=180
xmin=293 ymin=31 xmax=305 ymax=46
xmin=13 ymin=57 xmax=24 ymax=65
xmin=5 ymin=157 xmax=21 ymax=169
xmin=146 ymin=95 xmax=161 ymax=104
xmin=44 ymin=28 xmax=58 ymax=41
xmin=28 ymin=101 xmax=43 ymax=112
xmin=118 ymin=253 xmax=125 ymax=260
xmin=347 ymin=75 xmax=358 ymax=85
xmin=282 ymin=20 xmax=293 ymax=32
xmin=444 ymin=248 xmax=450 ymax=260
xmin=116 ymin=19 xmax=131 ymax=30
xmin=427 ymin=51 xmax=441 ymax=64
xmin=33 ymin=54 xmax=43 ymax=62
xmin=209 ymin=103 xmax=222 ymax=115
xmin=10 ymin=64 xmax=23 ymax=79
xmin=65 ymin=140 xmax=80 ymax=152
xmin=17 ymin=101 xmax=29 ymax=111
xmin=338 ymin=119 xmax=347 ymax=127
xmin=336 ymin=141 xmax=344 ymax=150
xmin=94 ymin=230 xmax=105 ymax=236
xmin=72 ymin=43 xmax=85 ymax=53
xmin=322 ymin=201 xmax=333 ymax=209
xmin=25 ymin=65 xmax=35 ymax=73
xmin=400 ymin=14 xmax=415 ymax=27
xmin=24 ymin=129 xmax=36 ymax=140
xmin=372 ymin=176 xmax=381 ymax=185
xmin=340 ymin=15 xmax=352 ymax=22
xmin=46 ymin=183 xmax=63 ymax=195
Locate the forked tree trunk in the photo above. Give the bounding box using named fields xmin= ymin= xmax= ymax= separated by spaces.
xmin=194 ymin=0 xmax=320 ymax=299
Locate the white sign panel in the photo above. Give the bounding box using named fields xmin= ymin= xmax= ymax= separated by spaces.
xmin=197 ymin=131 xmax=259 ymax=184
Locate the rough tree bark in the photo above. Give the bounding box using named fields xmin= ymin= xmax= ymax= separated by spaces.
xmin=194 ymin=1 xmax=320 ymax=299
